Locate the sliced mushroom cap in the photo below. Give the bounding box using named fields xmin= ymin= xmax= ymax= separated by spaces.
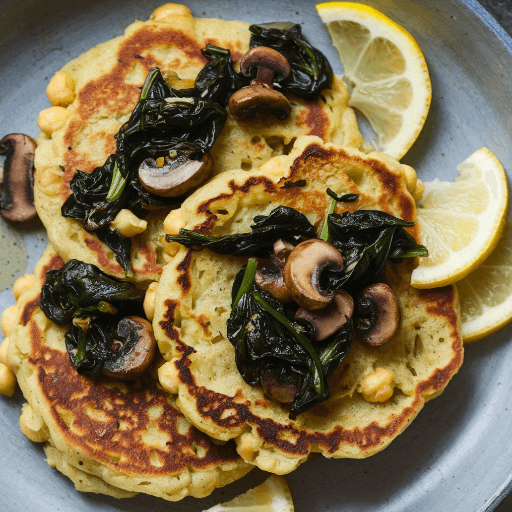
xmin=101 ymin=316 xmax=157 ymax=380
xmin=260 ymin=366 xmax=299 ymax=404
xmin=0 ymin=134 xmax=37 ymax=222
xmin=354 ymin=283 xmax=401 ymax=346
xmin=255 ymin=265 xmax=293 ymax=303
xmin=296 ymin=290 xmax=354 ymax=342
xmin=138 ymin=152 xmax=213 ymax=198
xmin=283 ymin=239 xmax=344 ymax=310
xmin=239 ymin=46 xmax=291 ymax=82
xmin=228 ymin=86 xmax=291 ymax=120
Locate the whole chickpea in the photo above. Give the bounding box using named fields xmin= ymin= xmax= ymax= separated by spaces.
xmin=0 ymin=363 xmax=16 ymax=396
xmin=360 ymin=367 xmax=395 ymax=403
xmin=158 ymin=358 xmax=181 ymax=394
xmin=1 ymin=304 xmax=18 ymax=337
xmin=163 ymin=208 xmax=185 ymax=235
xmin=37 ymin=106 xmax=71 ymax=135
xmin=46 ymin=71 xmax=76 ymax=106
xmin=13 ymin=274 xmax=34 ymax=300
xmin=19 ymin=403 xmax=47 ymax=442
xmin=143 ymin=282 xmax=159 ymax=322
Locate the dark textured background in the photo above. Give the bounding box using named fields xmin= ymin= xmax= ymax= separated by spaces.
xmin=479 ymin=0 xmax=512 ymax=35
xmin=477 ymin=3 xmax=512 ymax=510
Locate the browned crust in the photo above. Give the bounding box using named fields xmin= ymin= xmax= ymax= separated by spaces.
xmin=295 ymin=103 xmax=329 ymax=140
xmin=194 ymin=144 xmax=418 ymax=240
xmin=19 ymin=255 xmax=243 ymax=476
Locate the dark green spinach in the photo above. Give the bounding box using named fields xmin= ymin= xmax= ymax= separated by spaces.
xmin=249 ymin=22 xmax=333 ymax=99
xmin=170 ymin=203 xmax=426 ymax=416
xmin=227 ymin=262 xmax=353 ymax=418
xmin=41 ymin=259 xmax=146 ymax=375
xmin=325 ymin=210 xmax=428 ymax=293
xmin=62 ymin=67 xmax=228 ymax=276
xmin=166 ymin=205 xmax=316 ymax=257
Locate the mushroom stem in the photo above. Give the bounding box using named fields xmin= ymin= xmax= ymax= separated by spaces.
xmin=253 ymin=67 xmax=274 ymax=86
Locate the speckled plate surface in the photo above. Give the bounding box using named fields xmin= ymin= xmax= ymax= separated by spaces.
xmin=1 ymin=1 xmax=512 ymax=510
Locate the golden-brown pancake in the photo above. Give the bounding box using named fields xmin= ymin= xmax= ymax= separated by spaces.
xmin=5 ymin=244 xmax=252 ymax=500
xmin=152 ymin=136 xmax=463 ymax=474
xmin=34 ymin=3 xmax=362 ymax=284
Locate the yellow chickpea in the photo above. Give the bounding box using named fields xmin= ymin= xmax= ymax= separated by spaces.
xmin=413 ymin=179 xmax=425 ymax=202
xmin=19 ymin=404 xmax=47 ymax=442
xmin=37 ymin=106 xmax=71 ymax=135
xmin=164 ymin=241 xmax=181 ymax=258
xmin=360 ymin=368 xmax=395 ymax=403
xmin=163 ymin=208 xmax=185 ymax=235
xmin=158 ymin=358 xmax=180 ymax=394
xmin=402 ymin=164 xmax=418 ymax=194
xmin=0 ymin=337 xmax=9 ymax=365
xmin=151 ymin=3 xmax=192 ymax=23
xmin=110 ymin=209 xmax=148 ymax=237
xmin=236 ymin=432 xmax=258 ymax=462
xmin=13 ymin=274 xmax=34 ymax=300
xmin=46 ymin=71 xmax=76 ymax=106
xmin=1 ymin=304 xmax=18 ymax=337
xmin=143 ymin=282 xmax=159 ymax=322
xmin=260 ymin=157 xmax=285 ymax=177
xmin=0 ymin=363 xmax=16 ymax=396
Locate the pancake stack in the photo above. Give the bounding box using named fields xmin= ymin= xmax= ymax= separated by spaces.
xmin=0 ymin=1 xmax=463 ymax=506
xmin=4 ymin=245 xmax=252 ymax=500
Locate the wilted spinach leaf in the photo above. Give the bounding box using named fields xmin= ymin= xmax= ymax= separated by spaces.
xmin=193 ymin=45 xmax=250 ymax=105
xmin=62 ymin=67 xmax=227 ymax=275
xmin=41 ymin=259 xmax=146 ymax=376
xmin=249 ymin=22 xmax=333 ymax=99
xmin=325 ymin=210 xmax=428 ymax=293
xmin=167 ymin=205 xmax=316 ymax=257
xmin=227 ymin=262 xmax=352 ymax=417
xmin=65 ymin=317 xmax=117 ymax=376
xmin=41 ymin=259 xmax=145 ymax=325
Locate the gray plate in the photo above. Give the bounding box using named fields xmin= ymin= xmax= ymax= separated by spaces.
xmin=1 ymin=0 xmax=511 ymax=510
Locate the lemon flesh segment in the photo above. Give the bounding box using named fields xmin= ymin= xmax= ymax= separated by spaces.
xmin=316 ymin=2 xmax=432 ymax=160
xmin=411 ymin=147 xmax=509 ymax=289
xmin=203 ymin=475 xmax=294 ymax=512
xmin=457 ymin=219 xmax=512 ymax=343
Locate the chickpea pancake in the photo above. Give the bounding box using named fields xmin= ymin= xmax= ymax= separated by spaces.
xmin=34 ymin=3 xmax=362 ymax=284
xmin=152 ymin=136 xmax=463 ymax=475
xmin=4 ymin=245 xmax=252 ymax=500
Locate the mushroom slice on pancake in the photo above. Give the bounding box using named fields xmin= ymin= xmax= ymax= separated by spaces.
xmin=153 ymin=136 xmax=463 ymax=475
xmin=5 ymin=245 xmax=252 ymax=500
xmin=34 ymin=3 xmax=363 ymax=284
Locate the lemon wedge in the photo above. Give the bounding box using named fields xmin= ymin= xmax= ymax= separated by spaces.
xmin=316 ymin=2 xmax=432 ymax=160
xmin=457 ymin=218 xmax=512 ymax=343
xmin=411 ymin=147 xmax=509 ymax=289
xmin=203 ymin=475 xmax=294 ymax=512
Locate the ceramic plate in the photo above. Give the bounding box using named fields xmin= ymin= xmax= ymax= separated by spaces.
xmin=1 ymin=0 xmax=511 ymax=510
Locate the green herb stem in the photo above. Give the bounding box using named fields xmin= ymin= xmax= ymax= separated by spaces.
xmin=232 ymin=258 xmax=258 ymax=311
xmin=74 ymin=327 xmax=87 ymax=367
xmin=179 ymin=229 xmax=219 ymax=243
xmin=252 ymin=291 xmax=325 ymax=395
xmin=319 ymin=197 xmax=337 ymax=241
xmin=106 ymin=161 xmax=127 ymax=201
